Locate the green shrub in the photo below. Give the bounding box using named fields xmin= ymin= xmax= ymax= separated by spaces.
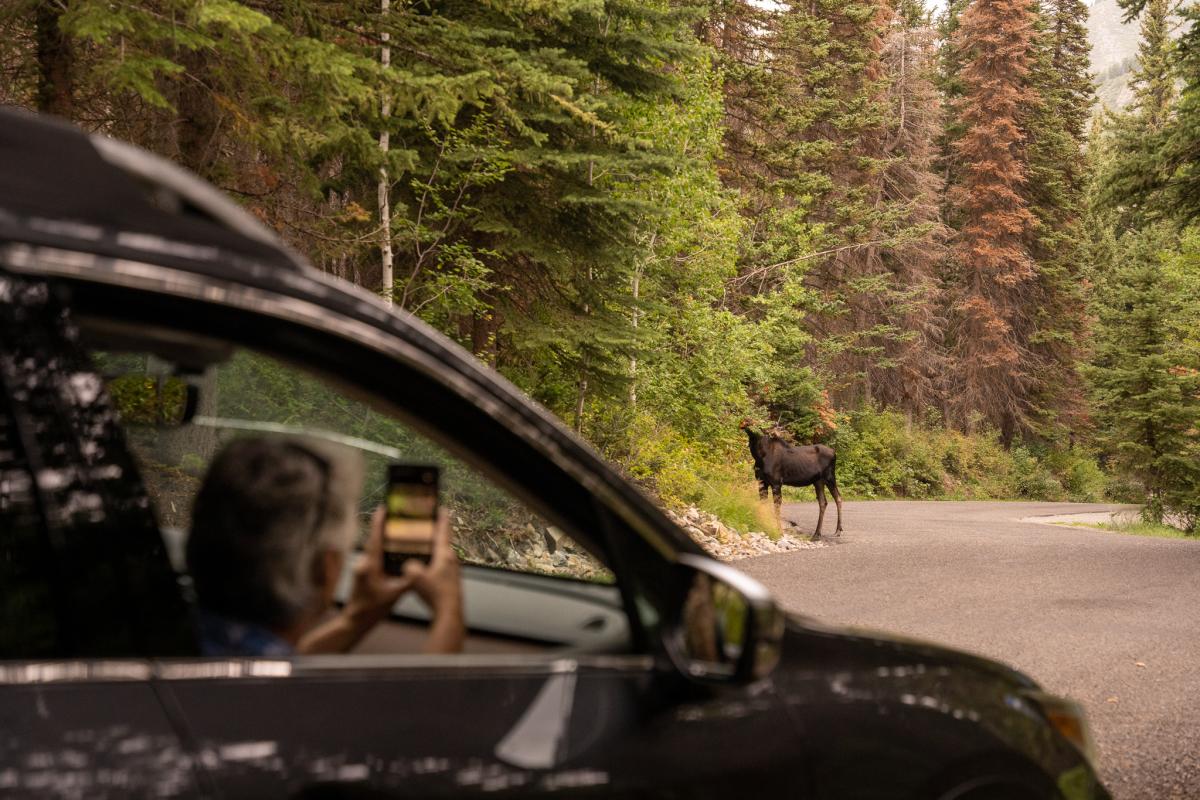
xmin=829 ymin=410 xmax=1109 ymax=503
xmin=1041 ymin=450 xmax=1108 ymax=502
xmin=618 ymin=412 xmax=778 ymax=535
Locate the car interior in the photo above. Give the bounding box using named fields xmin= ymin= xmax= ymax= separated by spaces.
xmin=76 ymin=315 xmax=633 ymax=659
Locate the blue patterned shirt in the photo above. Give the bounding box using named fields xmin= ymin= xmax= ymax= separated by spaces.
xmin=197 ymin=611 xmax=294 ymax=657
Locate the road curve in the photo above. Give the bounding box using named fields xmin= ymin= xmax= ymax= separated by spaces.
xmin=738 ymin=501 xmax=1200 ymax=800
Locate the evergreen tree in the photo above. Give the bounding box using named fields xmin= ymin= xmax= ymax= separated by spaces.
xmin=0 ymin=0 xmax=704 ymax=430
xmin=1088 ymin=0 xmax=1200 ymax=530
xmin=1100 ymin=0 xmax=1179 ymax=228
xmin=1130 ymin=0 xmax=1178 ymax=131
xmin=944 ymin=0 xmax=1041 ymax=444
xmin=1022 ymin=0 xmax=1094 ymax=436
xmin=703 ymin=0 xmax=832 ymax=431
xmin=710 ymin=1 xmax=949 ymax=427
xmin=1110 ymin=0 xmax=1200 ymax=222
xmin=1087 ymin=225 xmax=1200 ymax=528
xmin=935 ymin=0 xmax=971 ymax=195
xmin=854 ymin=3 xmax=950 ymax=417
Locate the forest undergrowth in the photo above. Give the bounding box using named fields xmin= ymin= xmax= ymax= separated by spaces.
xmin=608 ymin=408 xmax=1112 ymax=537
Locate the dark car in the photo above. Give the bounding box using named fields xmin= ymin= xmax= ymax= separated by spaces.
xmin=0 ymin=108 xmax=1108 ymax=799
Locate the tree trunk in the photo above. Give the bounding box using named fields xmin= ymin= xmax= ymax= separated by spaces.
xmin=1000 ymin=414 xmax=1015 ymax=450
xmin=470 ymin=310 xmax=498 ymax=366
xmin=629 ymin=258 xmax=644 ymax=409
xmin=378 ymin=0 xmax=394 ymax=305
xmin=161 ymin=48 xmax=222 ymax=465
xmin=173 ymin=50 xmax=221 ymax=179
xmin=573 ymin=373 xmax=588 ymax=434
xmin=35 ymin=2 xmax=74 ymax=118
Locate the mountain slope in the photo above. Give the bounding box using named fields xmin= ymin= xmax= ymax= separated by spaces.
xmin=1089 ymin=0 xmax=1141 ymax=108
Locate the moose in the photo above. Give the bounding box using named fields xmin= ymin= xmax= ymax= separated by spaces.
xmin=742 ymin=421 xmax=843 ymax=539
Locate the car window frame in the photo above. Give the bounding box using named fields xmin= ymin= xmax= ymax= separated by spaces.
xmin=25 ymin=260 xmax=686 ymax=663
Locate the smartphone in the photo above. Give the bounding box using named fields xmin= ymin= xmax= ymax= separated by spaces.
xmin=383 ymin=464 xmax=439 ymax=575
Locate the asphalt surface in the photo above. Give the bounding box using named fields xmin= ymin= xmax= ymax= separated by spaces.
xmin=738 ymin=501 xmax=1200 ymax=800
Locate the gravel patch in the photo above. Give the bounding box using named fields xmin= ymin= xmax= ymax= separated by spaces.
xmin=666 ymin=506 xmax=824 ymax=561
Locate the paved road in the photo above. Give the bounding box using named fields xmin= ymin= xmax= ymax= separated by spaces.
xmin=738 ymin=501 xmax=1200 ymax=800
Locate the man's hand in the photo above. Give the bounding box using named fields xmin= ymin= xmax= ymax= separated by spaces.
xmin=401 ymin=509 xmax=465 ymax=654
xmin=342 ymin=505 xmax=417 ymax=630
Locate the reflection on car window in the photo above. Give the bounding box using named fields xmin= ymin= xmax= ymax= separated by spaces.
xmin=92 ymin=348 xmax=613 ymax=585
xmin=0 ymin=387 xmax=58 ymax=656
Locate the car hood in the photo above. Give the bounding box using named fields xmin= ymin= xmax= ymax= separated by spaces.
xmin=778 ymin=611 xmax=1039 ymax=690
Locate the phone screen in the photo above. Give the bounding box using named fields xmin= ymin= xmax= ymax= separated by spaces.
xmin=384 ymin=464 xmax=439 ymax=574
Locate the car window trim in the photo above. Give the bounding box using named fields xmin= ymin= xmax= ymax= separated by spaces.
xmin=0 ymin=654 xmax=656 ymax=686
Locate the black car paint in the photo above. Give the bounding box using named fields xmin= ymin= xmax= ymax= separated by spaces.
xmin=0 ymin=111 xmax=1110 ymax=799
xmin=773 ymin=617 xmax=1093 ymax=799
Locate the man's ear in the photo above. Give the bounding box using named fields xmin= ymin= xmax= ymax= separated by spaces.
xmin=314 ymin=548 xmax=344 ymax=601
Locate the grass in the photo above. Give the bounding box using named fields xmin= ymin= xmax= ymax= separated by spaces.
xmin=1064 ymin=515 xmax=1198 ymax=540
xmin=698 ymin=480 xmax=782 ymax=538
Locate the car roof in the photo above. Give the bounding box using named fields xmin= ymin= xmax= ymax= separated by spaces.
xmin=0 ymin=107 xmax=304 ymax=276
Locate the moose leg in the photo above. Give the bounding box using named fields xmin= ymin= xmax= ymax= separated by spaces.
xmin=828 ymin=478 xmax=844 ymax=534
xmin=772 ymin=483 xmax=783 ymax=528
xmin=757 ymin=473 xmax=769 ymax=501
xmin=813 ymin=482 xmax=827 ymax=541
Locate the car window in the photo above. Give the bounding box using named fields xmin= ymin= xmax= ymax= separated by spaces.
xmin=90 ymin=346 xmax=613 ymax=587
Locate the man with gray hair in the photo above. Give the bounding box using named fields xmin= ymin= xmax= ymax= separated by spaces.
xmin=187 ymin=436 xmax=464 ymax=656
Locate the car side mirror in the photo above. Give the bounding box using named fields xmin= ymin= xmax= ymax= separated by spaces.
xmin=668 ymin=554 xmax=785 ymax=685
xmin=107 ymin=373 xmax=197 ymax=427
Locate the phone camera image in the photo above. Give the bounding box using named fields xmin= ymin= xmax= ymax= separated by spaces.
xmin=384 ymin=465 xmax=439 ymax=574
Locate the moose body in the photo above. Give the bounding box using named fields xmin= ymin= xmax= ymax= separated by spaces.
xmin=743 ymin=424 xmax=843 ymax=539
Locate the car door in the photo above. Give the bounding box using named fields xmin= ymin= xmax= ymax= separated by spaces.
xmin=157 ymin=654 xmax=806 ymax=799
xmin=76 ymin=326 xmax=808 ymax=798
xmin=0 ymin=273 xmax=202 ymax=798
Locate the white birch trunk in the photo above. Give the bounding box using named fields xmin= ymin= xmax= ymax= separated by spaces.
xmin=378 ymin=0 xmax=394 ymax=306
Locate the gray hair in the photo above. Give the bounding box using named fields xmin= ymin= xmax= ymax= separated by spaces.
xmin=187 ymin=436 xmax=363 ymax=630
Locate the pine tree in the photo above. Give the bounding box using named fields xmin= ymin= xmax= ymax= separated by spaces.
xmin=1130 ymin=0 xmax=1178 ymax=131
xmin=709 ymin=1 xmax=951 ymax=427
xmin=1109 ymin=0 xmax=1200 ymax=223
xmin=703 ymin=0 xmax=833 ymax=431
xmin=1087 ymin=225 xmax=1200 ymax=528
xmin=935 ymin=0 xmax=971 ymax=196
xmin=944 ymin=0 xmax=1041 ymax=444
xmin=0 ymin=0 xmax=705 ymax=433
xmin=1021 ymin=0 xmax=1094 ymax=437
xmin=798 ymin=0 xmax=905 ymax=409
xmin=1100 ymin=0 xmax=1179 ymax=227
xmin=1088 ymin=0 xmax=1200 ymax=530
xmin=853 ymin=3 xmax=950 ymax=417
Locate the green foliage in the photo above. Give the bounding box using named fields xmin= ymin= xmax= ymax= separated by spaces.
xmin=1082 ymin=0 xmax=1200 ymax=534
xmin=830 ymin=410 xmax=1106 ymax=502
xmin=1085 ymin=224 xmax=1200 ymax=529
xmin=615 ymin=413 xmax=778 ymax=536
